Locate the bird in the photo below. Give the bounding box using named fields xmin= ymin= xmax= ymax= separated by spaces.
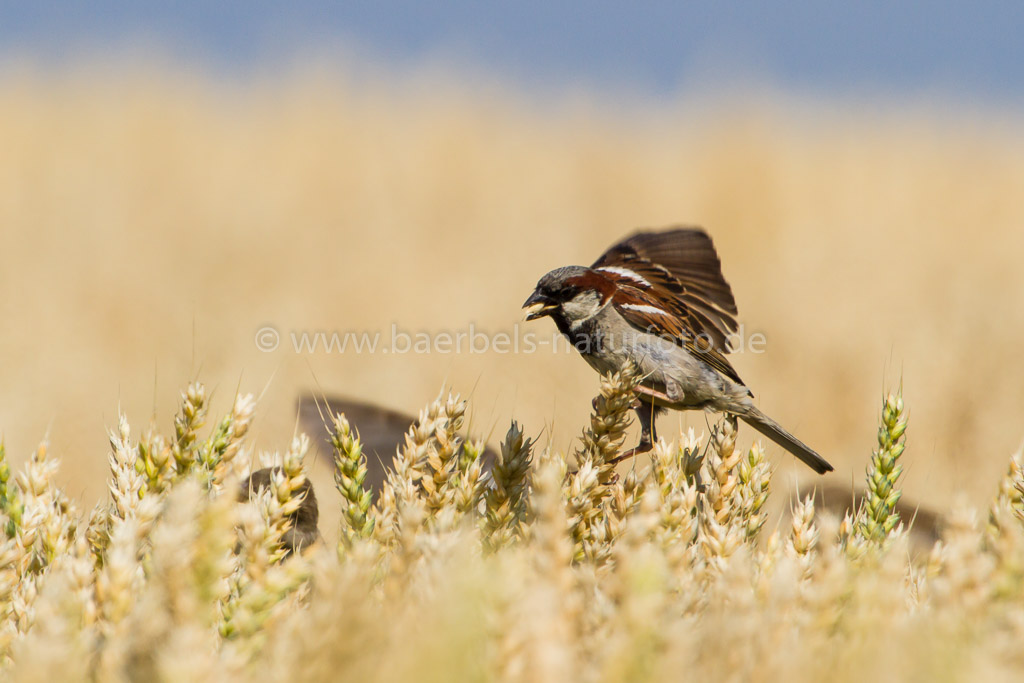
xmin=522 ymin=226 xmax=833 ymax=474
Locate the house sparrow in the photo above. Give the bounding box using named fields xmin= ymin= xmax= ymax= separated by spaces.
xmin=522 ymin=227 xmax=833 ymax=474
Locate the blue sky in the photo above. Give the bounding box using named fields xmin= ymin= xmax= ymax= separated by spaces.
xmin=2 ymin=1 xmax=1023 ymax=102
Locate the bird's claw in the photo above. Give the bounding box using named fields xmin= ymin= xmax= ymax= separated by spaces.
xmin=610 ymin=439 xmax=653 ymax=465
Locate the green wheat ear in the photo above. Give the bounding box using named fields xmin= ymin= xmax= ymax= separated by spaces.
xmin=330 ymin=412 xmax=375 ymax=546
xmin=0 ymin=442 xmax=21 ymax=537
xmin=857 ymin=388 xmax=908 ymax=544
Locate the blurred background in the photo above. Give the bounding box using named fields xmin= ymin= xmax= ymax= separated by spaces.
xmin=1 ymin=2 xmax=1022 ymax=519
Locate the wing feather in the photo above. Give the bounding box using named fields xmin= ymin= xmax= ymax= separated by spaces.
xmin=594 ymin=226 xmax=737 ymax=305
xmin=607 ymin=284 xmax=745 ymax=386
xmin=593 ymin=227 xmax=740 ymax=352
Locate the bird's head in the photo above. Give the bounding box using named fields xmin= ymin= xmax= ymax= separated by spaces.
xmin=523 ymin=266 xmax=607 ymax=324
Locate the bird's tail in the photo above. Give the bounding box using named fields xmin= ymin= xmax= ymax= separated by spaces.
xmin=738 ymin=406 xmax=833 ymax=474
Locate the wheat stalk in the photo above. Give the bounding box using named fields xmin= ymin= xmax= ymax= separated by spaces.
xmin=329 ymin=412 xmax=375 ymax=546
xmin=484 ymin=422 xmax=534 ymax=552
xmin=856 ymin=389 xmax=908 ymax=544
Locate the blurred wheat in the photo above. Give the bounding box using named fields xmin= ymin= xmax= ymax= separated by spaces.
xmin=0 ymin=375 xmax=1023 ymax=680
xmin=1 ymin=67 xmax=1023 ymax=522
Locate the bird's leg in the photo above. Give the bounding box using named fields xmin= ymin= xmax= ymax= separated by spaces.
xmin=611 ymin=399 xmax=657 ymax=464
xmin=637 ymin=399 xmax=657 ymax=451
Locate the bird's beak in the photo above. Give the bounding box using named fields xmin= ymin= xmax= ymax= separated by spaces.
xmin=522 ymin=290 xmax=557 ymax=321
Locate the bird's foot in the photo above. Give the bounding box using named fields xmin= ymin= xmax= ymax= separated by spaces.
xmin=610 ymin=439 xmax=653 ymax=465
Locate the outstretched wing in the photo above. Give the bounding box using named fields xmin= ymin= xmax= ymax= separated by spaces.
xmin=591 ymin=227 xmax=745 ymax=385
xmin=592 ymin=227 xmax=739 ymax=350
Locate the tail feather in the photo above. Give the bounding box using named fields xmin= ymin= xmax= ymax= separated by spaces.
xmin=739 ymin=407 xmax=833 ymax=475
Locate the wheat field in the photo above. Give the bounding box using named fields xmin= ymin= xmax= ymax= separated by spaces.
xmin=1 ymin=66 xmax=1022 ymax=512
xmin=1 ymin=63 xmax=1024 ymax=678
xmin=2 ymin=363 xmax=1024 ymax=680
